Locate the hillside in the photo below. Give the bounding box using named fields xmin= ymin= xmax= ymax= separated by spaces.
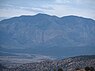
xmin=0 ymin=14 xmax=95 ymax=58
xmin=1 ymin=55 xmax=95 ymax=71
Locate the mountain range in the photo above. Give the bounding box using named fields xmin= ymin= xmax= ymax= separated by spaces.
xmin=0 ymin=13 xmax=95 ymax=58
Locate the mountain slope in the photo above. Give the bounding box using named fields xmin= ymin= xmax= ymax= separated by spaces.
xmin=1 ymin=55 xmax=95 ymax=71
xmin=0 ymin=13 xmax=95 ymax=57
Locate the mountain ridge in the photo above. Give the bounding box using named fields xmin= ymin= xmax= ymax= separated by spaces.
xmin=1 ymin=13 xmax=95 ymax=22
xmin=0 ymin=13 xmax=95 ymax=58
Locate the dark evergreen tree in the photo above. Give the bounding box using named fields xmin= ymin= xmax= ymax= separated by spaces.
xmin=90 ymin=67 xmax=95 ymax=71
xmin=58 ymin=68 xmax=63 ymax=71
xmin=85 ymin=67 xmax=90 ymax=71
xmin=75 ymin=68 xmax=80 ymax=70
xmin=0 ymin=64 xmax=6 ymax=71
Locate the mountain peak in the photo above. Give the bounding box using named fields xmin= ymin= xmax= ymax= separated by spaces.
xmin=35 ymin=13 xmax=50 ymax=17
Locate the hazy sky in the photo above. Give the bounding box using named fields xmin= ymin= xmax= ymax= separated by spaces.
xmin=0 ymin=0 xmax=95 ymax=19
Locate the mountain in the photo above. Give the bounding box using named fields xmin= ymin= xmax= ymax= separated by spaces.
xmin=0 ymin=13 xmax=95 ymax=58
xmin=1 ymin=55 xmax=95 ymax=71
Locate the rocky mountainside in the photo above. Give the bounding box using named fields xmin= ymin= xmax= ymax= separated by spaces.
xmin=0 ymin=13 xmax=95 ymax=48
xmin=0 ymin=14 xmax=95 ymax=57
xmin=1 ymin=55 xmax=95 ymax=71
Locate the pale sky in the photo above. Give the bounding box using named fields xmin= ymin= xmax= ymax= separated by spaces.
xmin=0 ymin=0 xmax=95 ymax=20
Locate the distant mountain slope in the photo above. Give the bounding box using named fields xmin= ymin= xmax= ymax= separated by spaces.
xmin=0 ymin=13 xmax=95 ymax=57
xmin=1 ymin=55 xmax=95 ymax=71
